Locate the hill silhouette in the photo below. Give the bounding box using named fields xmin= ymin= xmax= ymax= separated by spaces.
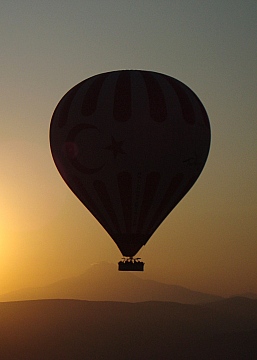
xmin=0 ymin=262 xmax=222 ymax=303
xmin=0 ymin=298 xmax=256 ymax=359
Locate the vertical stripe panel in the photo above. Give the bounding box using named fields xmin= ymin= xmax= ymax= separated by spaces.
xmin=71 ymin=176 xmax=112 ymax=234
xmin=162 ymin=75 xmax=195 ymax=124
xmin=199 ymin=102 xmax=210 ymax=129
xmin=113 ymin=70 xmax=132 ymax=121
xmin=94 ymin=179 xmax=121 ymax=233
xmin=81 ymin=73 xmax=109 ymax=117
xmin=137 ymin=172 xmax=160 ymax=232
xmin=117 ymin=172 xmax=132 ymax=233
xmin=147 ymin=173 xmax=184 ymax=233
xmin=141 ymin=71 xmax=167 ymax=122
xmin=56 ymin=82 xmax=84 ymax=128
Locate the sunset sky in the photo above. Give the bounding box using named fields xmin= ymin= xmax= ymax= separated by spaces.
xmin=0 ymin=1 xmax=256 ymax=297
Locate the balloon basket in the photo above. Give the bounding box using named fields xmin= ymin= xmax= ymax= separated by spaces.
xmin=118 ymin=257 xmax=144 ymax=271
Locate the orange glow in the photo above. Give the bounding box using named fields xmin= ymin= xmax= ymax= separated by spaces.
xmin=0 ymin=1 xmax=256 ymax=299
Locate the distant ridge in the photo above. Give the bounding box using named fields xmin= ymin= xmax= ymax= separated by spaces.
xmin=0 ymin=298 xmax=256 ymax=359
xmin=0 ymin=262 xmax=222 ymax=303
xmin=233 ymin=292 xmax=257 ymax=299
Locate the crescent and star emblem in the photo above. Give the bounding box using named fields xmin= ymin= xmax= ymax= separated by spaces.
xmin=65 ymin=124 xmax=125 ymax=174
xmin=104 ymin=137 xmax=125 ymax=158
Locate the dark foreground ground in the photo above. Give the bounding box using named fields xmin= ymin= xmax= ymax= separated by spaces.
xmin=0 ymin=298 xmax=256 ymax=359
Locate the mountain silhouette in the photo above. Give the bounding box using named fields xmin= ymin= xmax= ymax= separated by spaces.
xmin=0 ymin=298 xmax=256 ymax=359
xmin=234 ymin=292 xmax=257 ymax=299
xmin=0 ymin=262 xmax=222 ymax=303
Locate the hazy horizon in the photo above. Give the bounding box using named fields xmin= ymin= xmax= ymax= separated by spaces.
xmin=0 ymin=1 xmax=256 ymax=298
xmin=0 ymin=262 xmax=256 ymax=301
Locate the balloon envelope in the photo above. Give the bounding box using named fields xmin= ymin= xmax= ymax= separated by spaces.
xmin=50 ymin=70 xmax=211 ymax=257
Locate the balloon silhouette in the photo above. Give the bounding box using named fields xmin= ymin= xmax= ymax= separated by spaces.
xmin=50 ymin=70 xmax=211 ymax=267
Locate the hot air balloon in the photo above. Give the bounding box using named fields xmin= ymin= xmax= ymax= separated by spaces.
xmin=50 ymin=70 xmax=211 ymax=271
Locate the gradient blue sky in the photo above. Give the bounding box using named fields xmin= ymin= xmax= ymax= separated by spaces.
xmin=0 ymin=1 xmax=256 ymax=297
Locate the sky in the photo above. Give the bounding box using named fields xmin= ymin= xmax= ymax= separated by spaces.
xmin=0 ymin=1 xmax=256 ymax=297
